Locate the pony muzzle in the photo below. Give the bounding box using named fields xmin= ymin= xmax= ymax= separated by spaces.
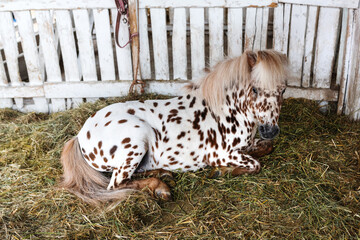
xmin=259 ymin=124 xmax=280 ymax=140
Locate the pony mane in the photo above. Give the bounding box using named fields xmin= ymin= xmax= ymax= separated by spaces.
xmin=186 ymin=50 xmax=288 ymax=111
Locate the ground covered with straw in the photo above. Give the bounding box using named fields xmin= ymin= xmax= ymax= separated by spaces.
xmin=0 ymin=95 xmax=359 ymax=239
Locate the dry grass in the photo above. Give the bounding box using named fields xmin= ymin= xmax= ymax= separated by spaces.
xmin=0 ymin=95 xmax=359 ymax=239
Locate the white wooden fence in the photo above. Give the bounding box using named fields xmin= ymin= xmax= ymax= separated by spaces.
xmin=0 ymin=0 xmax=359 ymax=120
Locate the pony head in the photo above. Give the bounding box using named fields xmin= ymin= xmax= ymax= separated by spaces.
xmin=245 ymin=50 xmax=287 ymax=139
xmin=189 ymin=50 xmax=288 ymax=140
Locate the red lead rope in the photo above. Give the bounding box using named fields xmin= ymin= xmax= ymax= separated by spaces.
xmin=114 ymin=0 xmax=138 ymax=48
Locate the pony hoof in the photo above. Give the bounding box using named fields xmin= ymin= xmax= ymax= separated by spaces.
xmin=208 ymin=168 xmax=222 ymax=179
xmin=155 ymin=189 xmax=172 ymax=201
xmin=161 ymin=175 xmax=176 ymax=187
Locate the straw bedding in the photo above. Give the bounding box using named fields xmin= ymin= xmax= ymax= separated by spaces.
xmin=0 ymin=95 xmax=359 ymax=239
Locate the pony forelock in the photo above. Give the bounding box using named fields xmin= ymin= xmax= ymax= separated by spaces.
xmin=186 ymin=50 xmax=288 ymax=111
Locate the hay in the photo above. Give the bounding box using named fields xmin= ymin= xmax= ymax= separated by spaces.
xmin=0 ymin=95 xmax=359 ymax=239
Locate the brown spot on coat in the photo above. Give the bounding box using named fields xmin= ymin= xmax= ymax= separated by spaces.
xmin=89 ymin=153 xmax=95 ymax=161
xmin=177 ymin=131 xmax=186 ymax=139
xmin=127 ymin=109 xmax=135 ymax=115
xmin=105 ymin=112 xmax=111 ymax=117
xmin=122 ymin=137 xmax=131 ymax=144
xmin=87 ymin=131 xmax=91 ymax=139
xmin=110 ymin=145 xmax=118 ymax=155
xmin=118 ymin=119 xmax=127 ymax=124
xmin=92 ymin=163 xmax=99 ymax=168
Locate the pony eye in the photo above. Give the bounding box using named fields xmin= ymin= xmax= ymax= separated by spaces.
xmin=252 ymin=87 xmax=258 ymax=94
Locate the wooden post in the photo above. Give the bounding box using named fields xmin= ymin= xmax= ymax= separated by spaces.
xmin=128 ymin=0 xmax=142 ymax=92
xmin=342 ymin=9 xmax=360 ymax=120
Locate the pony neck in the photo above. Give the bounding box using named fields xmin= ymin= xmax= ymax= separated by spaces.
xmin=216 ymin=86 xmax=258 ymax=137
xmin=223 ymin=87 xmax=255 ymax=117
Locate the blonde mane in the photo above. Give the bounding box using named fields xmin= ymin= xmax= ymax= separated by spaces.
xmin=186 ymin=50 xmax=288 ymax=110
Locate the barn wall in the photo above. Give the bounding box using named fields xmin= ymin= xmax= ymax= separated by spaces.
xmin=0 ymin=0 xmax=359 ymax=119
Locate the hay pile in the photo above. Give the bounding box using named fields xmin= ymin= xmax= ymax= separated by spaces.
xmin=0 ymin=95 xmax=359 ymax=239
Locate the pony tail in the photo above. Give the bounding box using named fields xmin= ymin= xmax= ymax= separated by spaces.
xmin=59 ymin=137 xmax=133 ymax=205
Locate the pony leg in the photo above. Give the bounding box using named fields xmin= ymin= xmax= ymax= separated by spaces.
xmin=245 ymin=139 xmax=273 ymax=158
xmin=208 ymin=152 xmax=261 ymax=178
xmin=133 ymin=169 xmax=173 ymax=178
xmin=133 ymin=169 xmax=175 ymax=187
xmin=107 ymin=153 xmax=146 ymax=190
xmin=117 ymin=177 xmax=171 ymax=200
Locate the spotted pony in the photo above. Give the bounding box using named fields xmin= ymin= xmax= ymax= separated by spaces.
xmin=59 ymin=50 xmax=288 ymax=205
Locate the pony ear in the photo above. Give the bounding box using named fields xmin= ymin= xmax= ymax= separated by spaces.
xmin=246 ymin=51 xmax=257 ymax=70
xmin=278 ymin=53 xmax=288 ymax=65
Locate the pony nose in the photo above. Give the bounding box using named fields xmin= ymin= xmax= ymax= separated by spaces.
xmin=259 ymin=124 xmax=280 ymax=140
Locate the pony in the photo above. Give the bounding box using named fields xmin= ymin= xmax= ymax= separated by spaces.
xmin=59 ymin=50 xmax=288 ymax=205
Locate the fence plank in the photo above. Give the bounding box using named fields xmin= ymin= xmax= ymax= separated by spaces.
xmin=93 ymin=9 xmax=115 ymax=81
xmin=36 ymin=10 xmax=66 ymax=112
xmin=0 ymin=0 xmax=281 ymax=11
xmin=110 ymin=9 xmax=133 ymax=80
xmin=2 ymin=0 xmax=357 ymax=12
xmin=0 ymin=12 xmax=24 ymax=109
xmin=141 ymin=0 xmax=277 ymax=8
xmin=279 ymin=0 xmax=359 ymax=9
xmin=139 ymin=8 xmax=151 ymax=79
xmin=313 ymin=7 xmax=340 ymax=88
xmin=273 ymin=3 xmax=283 ymax=52
xmin=228 ymin=8 xmax=243 ymax=58
xmin=336 ymin=9 xmax=348 ymax=86
xmin=282 ymin=4 xmax=291 ymax=55
xmin=15 ymin=11 xmax=49 ymax=113
xmin=253 ymin=8 xmax=263 ymax=50
xmin=150 ymin=8 xmax=169 ymax=80
xmin=273 ymin=3 xmax=291 ymax=54
xmin=260 ymin=8 xmax=269 ymax=50
xmin=337 ymin=10 xmax=355 ymax=114
xmin=172 ymin=8 xmax=187 ymax=79
xmin=55 ymin=10 xmax=83 ymax=108
xmin=190 ymin=8 xmax=205 ymax=79
xmin=287 ymin=5 xmax=307 ymax=87
xmin=73 ymin=9 xmax=97 ymax=82
xmin=244 ymin=8 xmax=256 ymax=51
xmin=73 ymin=9 xmax=98 ymax=103
xmin=0 ymin=21 xmax=13 ymax=108
xmin=209 ymin=8 xmax=224 ymax=67
xmin=302 ymin=6 xmax=317 ymax=88
xmin=343 ymin=9 xmax=360 ymax=120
